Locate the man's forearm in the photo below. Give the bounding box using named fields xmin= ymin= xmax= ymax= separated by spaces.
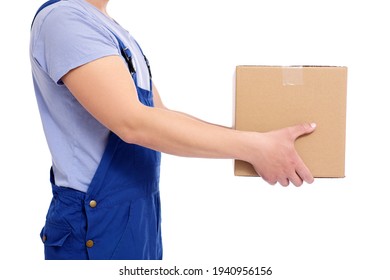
xmin=122 ymin=105 xmax=250 ymax=161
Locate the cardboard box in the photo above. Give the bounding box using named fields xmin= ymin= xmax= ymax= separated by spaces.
xmin=234 ymin=65 xmax=347 ymax=178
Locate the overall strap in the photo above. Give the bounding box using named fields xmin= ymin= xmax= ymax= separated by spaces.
xmin=134 ymin=40 xmax=153 ymax=79
xmin=113 ymin=33 xmax=152 ymax=79
xmin=113 ymin=34 xmax=137 ymax=75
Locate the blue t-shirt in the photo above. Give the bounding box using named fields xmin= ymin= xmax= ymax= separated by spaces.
xmin=30 ymin=0 xmax=151 ymax=192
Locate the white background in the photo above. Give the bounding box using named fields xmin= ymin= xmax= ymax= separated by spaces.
xmin=1 ymin=0 xmax=389 ymax=279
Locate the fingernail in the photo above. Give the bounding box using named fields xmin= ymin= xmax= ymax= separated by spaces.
xmin=310 ymin=123 xmax=317 ymax=128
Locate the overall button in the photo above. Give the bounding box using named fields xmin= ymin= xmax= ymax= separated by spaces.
xmin=89 ymin=200 xmax=97 ymax=208
xmin=42 ymin=235 xmax=47 ymax=243
xmin=86 ymin=240 xmax=94 ymax=248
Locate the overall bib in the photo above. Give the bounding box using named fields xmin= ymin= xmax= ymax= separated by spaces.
xmin=33 ymin=0 xmax=162 ymax=260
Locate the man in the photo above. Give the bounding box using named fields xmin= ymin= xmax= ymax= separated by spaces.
xmin=30 ymin=0 xmax=316 ymax=260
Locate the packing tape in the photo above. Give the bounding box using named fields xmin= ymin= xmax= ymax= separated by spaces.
xmin=282 ymin=66 xmax=304 ymax=86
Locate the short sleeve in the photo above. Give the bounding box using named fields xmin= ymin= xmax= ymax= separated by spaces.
xmin=33 ymin=6 xmax=120 ymax=84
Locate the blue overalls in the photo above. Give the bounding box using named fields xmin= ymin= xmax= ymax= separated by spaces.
xmin=33 ymin=0 xmax=162 ymax=260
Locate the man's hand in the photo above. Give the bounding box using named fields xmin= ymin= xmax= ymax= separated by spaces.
xmin=246 ymin=123 xmax=317 ymax=187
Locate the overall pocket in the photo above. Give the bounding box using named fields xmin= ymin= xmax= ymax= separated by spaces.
xmin=40 ymin=192 xmax=87 ymax=260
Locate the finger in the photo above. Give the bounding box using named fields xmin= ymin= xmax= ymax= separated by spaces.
xmin=263 ymin=175 xmax=277 ymax=186
xmin=295 ymin=159 xmax=314 ymax=184
xmin=278 ymin=178 xmax=290 ymax=187
xmin=289 ymin=172 xmax=303 ymax=187
xmin=265 ymin=177 xmax=278 ymax=186
xmin=256 ymin=171 xmax=277 ymax=186
xmin=289 ymin=122 xmax=316 ymax=140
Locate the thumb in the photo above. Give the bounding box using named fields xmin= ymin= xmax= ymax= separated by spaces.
xmin=289 ymin=122 xmax=317 ymax=140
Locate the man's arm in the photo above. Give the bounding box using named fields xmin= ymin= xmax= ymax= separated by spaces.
xmin=62 ymin=55 xmax=316 ymax=187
